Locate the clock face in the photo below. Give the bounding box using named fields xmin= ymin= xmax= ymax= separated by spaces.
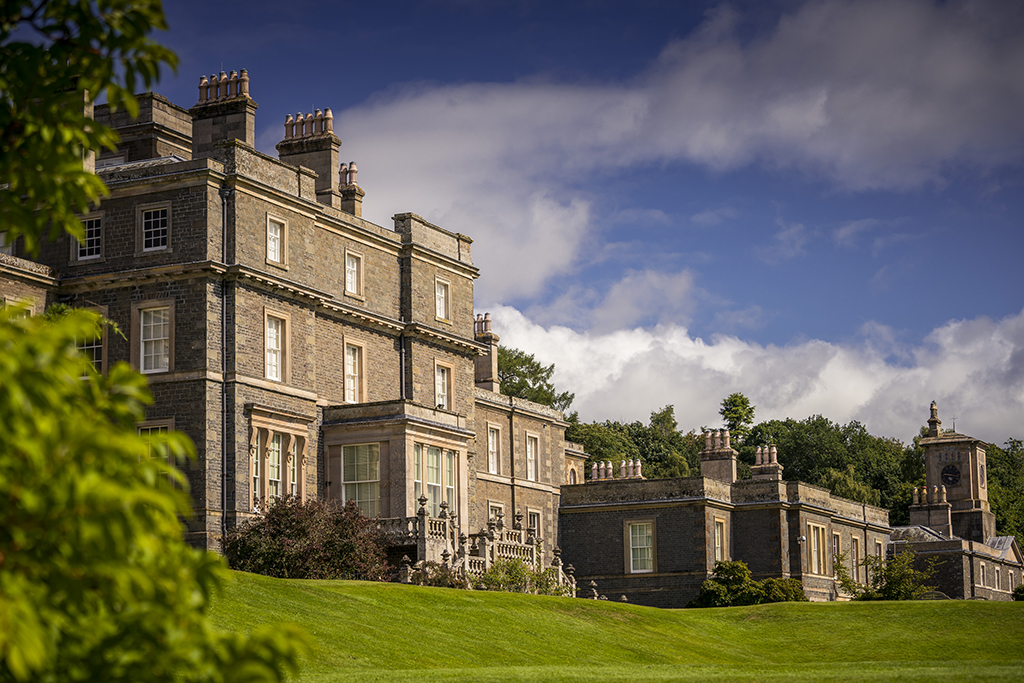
xmin=941 ymin=464 xmax=961 ymax=486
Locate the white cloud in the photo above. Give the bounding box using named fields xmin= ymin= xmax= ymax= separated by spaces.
xmin=757 ymin=218 xmax=811 ymax=263
xmin=334 ymin=0 xmax=1024 ymax=303
xmin=690 ymin=206 xmax=739 ymax=227
xmin=491 ymin=304 xmax=1024 ymax=445
xmin=833 ymin=218 xmax=878 ymax=248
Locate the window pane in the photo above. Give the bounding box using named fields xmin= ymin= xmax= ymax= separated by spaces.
xmin=435 ymin=281 xmax=447 ymax=318
xmin=141 ymin=307 xmax=169 ymax=372
xmin=630 ymin=523 xmax=652 ymax=572
xmin=345 ymin=344 xmax=360 ymax=402
xmin=345 ymin=253 xmax=359 ymax=293
xmin=80 ymin=217 xmax=102 ymax=258
xmin=266 ymin=317 xmax=282 ymax=380
xmin=143 ymin=208 xmax=168 ymax=250
xmin=435 ymin=366 xmax=448 ymax=409
xmin=268 ymin=434 xmax=282 ymax=499
xmin=427 ymin=445 xmax=441 ymax=516
xmin=267 ymin=220 xmax=281 ymax=262
xmin=342 ymin=444 xmax=380 ymax=517
xmin=488 ymin=428 xmax=498 ymax=474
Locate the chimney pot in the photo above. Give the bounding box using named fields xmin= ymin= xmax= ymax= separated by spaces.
xmin=228 ymin=70 xmax=239 ymax=97
xmin=198 ymin=75 xmax=209 ymax=103
xmin=324 ymin=107 xmax=333 ymax=133
xmin=348 ymin=161 xmax=358 ymax=185
xmin=239 ymin=68 xmax=250 ymax=96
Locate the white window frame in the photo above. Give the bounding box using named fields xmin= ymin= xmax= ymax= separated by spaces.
xmin=625 ymin=520 xmax=655 ymax=574
xmin=832 ymin=532 xmax=841 ymax=567
xmin=434 ymin=361 xmax=452 ymax=410
xmin=138 ymin=418 xmax=175 ymax=483
xmin=72 ymin=211 xmax=104 ymax=262
xmin=136 ymin=201 xmax=171 ymax=254
xmin=344 ymin=341 xmax=365 ymax=403
xmin=487 ymin=425 xmax=500 ymax=475
xmin=266 ymin=214 xmax=287 ymax=267
xmin=267 ymin=433 xmax=283 ymax=500
xmin=414 ymin=442 xmax=458 ymax=518
xmin=344 ymin=249 xmax=363 ymax=297
xmin=264 ymin=309 xmax=289 ymax=383
xmin=342 ymin=443 xmax=380 ymax=518
xmin=980 ymin=562 xmax=987 ymax=587
xmin=526 ymin=433 xmax=539 ymax=481
xmin=131 ymin=299 xmax=174 ymax=375
xmin=434 ymin=277 xmax=450 ymax=321
xmin=851 ymin=537 xmax=861 ymax=582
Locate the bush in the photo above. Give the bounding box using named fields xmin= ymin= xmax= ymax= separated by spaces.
xmin=835 ymin=549 xmax=935 ymax=600
xmin=472 ymin=558 xmax=574 ymax=597
xmin=223 ymin=498 xmax=391 ymax=580
xmin=410 ymin=561 xmax=466 ymax=588
xmin=688 ymin=561 xmax=809 ymax=607
xmin=1013 ymin=583 xmax=1024 ymax=602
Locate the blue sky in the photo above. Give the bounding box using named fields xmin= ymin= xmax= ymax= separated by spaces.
xmin=154 ymin=0 xmax=1024 ymax=443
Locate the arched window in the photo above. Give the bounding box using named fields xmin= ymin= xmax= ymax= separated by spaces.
xmin=568 ymin=468 xmax=577 ymax=485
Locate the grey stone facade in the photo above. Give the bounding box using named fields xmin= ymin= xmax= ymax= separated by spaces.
xmin=1 ymin=76 xmax=583 ymax=562
xmin=890 ymin=403 xmax=1023 ymax=600
xmin=560 ymin=440 xmax=891 ymax=606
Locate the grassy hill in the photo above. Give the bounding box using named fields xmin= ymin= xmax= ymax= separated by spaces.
xmin=209 ymin=571 xmax=1024 ymax=682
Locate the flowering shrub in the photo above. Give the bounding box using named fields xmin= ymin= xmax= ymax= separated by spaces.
xmin=223 ymin=498 xmax=391 ymax=580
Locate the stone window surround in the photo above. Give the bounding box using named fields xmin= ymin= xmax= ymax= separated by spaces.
xmin=527 ymin=507 xmax=541 ymax=535
xmin=248 ymin=406 xmax=310 ymax=511
xmin=832 ymin=531 xmax=842 ymax=563
xmin=486 ymin=422 xmax=501 ymax=475
xmin=266 ymin=213 xmax=288 ymax=269
xmin=806 ymin=521 xmax=828 ymax=576
xmin=851 ymin=536 xmax=861 ymax=583
xmin=343 ymin=337 xmax=368 ymax=403
xmin=714 ymin=516 xmax=728 ymax=563
xmin=340 ymin=443 xmax=381 ymax=517
xmin=70 ymin=210 xmax=105 ymax=263
xmin=135 ymin=200 xmax=172 ymax=256
xmin=264 ymin=307 xmax=291 ymax=384
xmin=624 ymin=518 xmax=657 ymax=574
xmin=433 ymin=358 xmax=454 ymax=410
xmin=434 ymin=276 xmax=451 ymax=323
xmin=138 ymin=417 xmax=176 ymax=481
xmin=344 ymin=248 xmax=364 ymax=299
xmin=525 ymin=430 xmax=540 ymax=482
xmin=488 ymin=500 xmax=505 ymax=522
xmin=130 ymin=298 xmax=175 ymax=374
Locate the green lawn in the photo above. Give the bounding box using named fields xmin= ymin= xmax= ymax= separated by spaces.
xmin=209 ymin=571 xmax=1024 ymax=682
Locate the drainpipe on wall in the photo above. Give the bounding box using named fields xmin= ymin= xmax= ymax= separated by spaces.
xmin=398 ymin=330 xmax=406 ymax=400
xmin=219 ymin=186 xmax=233 ymax=545
xmin=509 ymin=403 xmax=516 ymax=516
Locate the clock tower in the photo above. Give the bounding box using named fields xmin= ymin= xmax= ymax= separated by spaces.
xmin=913 ymin=402 xmax=996 ymax=543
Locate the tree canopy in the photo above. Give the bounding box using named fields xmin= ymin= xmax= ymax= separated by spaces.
xmin=1 ymin=0 xmax=177 ymax=255
xmin=0 ymin=2 xmax=306 ymax=680
xmin=719 ymin=392 xmax=755 ymax=443
xmin=497 ymin=345 xmax=574 ymax=412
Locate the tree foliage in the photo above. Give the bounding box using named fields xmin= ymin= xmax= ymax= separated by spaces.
xmin=566 ymin=406 xmax=699 ymax=480
xmin=0 ymin=0 xmax=177 ymax=255
xmin=472 ymin=557 xmax=574 ymax=597
xmin=687 ymin=561 xmax=808 ymax=608
xmin=222 ymin=498 xmax=391 ymax=580
xmin=744 ymin=416 xmax=922 ymax=522
xmin=835 ymin=549 xmax=936 ymax=600
xmin=719 ymin=392 xmax=755 ymax=443
xmin=0 ymin=308 xmax=306 ymax=682
xmin=987 ymin=438 xmax=1024 ymax=548
xmin=497 ymin=346 xmax=574 ymax=412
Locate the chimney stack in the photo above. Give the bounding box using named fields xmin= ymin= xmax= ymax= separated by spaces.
xmin=276 ymin=107 xmax=343 ymax=208
xmin=474 ymin=312 xmax=500 ymax=392
xmin=189 ymin=68 xmax=258 ymax=158
xmin=339 ymin=160 xmax=365 ymax=217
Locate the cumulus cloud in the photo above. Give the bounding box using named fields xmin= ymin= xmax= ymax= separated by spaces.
xmin=491 ymin=304 xmax=1024 ymax=445
xmin=335 ymin=0 xmax=1024 ymax=303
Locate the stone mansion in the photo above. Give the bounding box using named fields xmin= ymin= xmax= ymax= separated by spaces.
xmin=2 ymin=73 xmax=1019 ymax=602
xmin=0 ymin=71 xmax=585 ymax=562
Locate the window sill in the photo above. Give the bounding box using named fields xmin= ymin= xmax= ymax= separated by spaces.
xmin=344 ymin=291 xmax=365 ymax=302
xmin=134 ymin=247 xmax=173 ymax=257
xmin=266 ymin=259 xmax=289 ymax=271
